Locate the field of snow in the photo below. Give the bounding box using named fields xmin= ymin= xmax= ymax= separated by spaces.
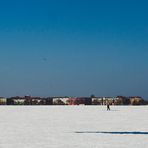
xmin=0 ymin=106 xmax=148 ymax=148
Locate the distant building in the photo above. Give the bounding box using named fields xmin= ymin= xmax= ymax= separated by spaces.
xmin=6 ymin=96 xmax=53 ymax=105
xmin=92 ymin=97 xmax=116 ymax=105
xmin=7 ymin=96 xmax=25 ymax=105
xmin=92 ymin=97 xmax=103 ymax=105
xmin=0 ymin=97 xmax=7 ymax=105
xmin=103 ymin=97 xmax=116 ymax=105
xmin=129 ymin=96 xmax=144 ymax=105
xmin=115 ymin=96 xmax=130 ymax=105
xmin=53 ymin=97 xmax=69 ymax=105
xmin=66 ymin=97 xmax=92 ymax=105
xmin=2 ymin=95 xmax=147 ymax=106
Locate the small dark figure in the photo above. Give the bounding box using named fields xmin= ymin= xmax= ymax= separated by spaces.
xmin=107 ymin=103 xmax=110 ymax=111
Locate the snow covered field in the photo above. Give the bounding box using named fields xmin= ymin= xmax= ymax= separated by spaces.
xmin=0 ymin=106 xmax=148 ymax=148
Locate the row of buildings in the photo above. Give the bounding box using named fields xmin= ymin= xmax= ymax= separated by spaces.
xmin=0 ymin=96 xmax=147 ymax=105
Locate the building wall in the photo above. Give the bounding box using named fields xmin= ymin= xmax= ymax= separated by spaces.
xmin=0 ymin=98 xmax=7 ymax=105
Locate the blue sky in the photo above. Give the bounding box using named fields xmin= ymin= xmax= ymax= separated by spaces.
xmin=0 ymin=0 xmax=148 ymax=98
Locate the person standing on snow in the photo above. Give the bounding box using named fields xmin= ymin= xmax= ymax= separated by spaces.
xmin=107 ymin=102 xmax=110 ymax=111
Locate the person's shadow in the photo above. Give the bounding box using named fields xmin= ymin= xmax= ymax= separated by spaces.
xmin=75 ymin=131 xmax=148 ymax=135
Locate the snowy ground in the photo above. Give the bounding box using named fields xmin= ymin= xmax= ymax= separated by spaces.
xmin=0 ymin=106 xmax=148 ymax=148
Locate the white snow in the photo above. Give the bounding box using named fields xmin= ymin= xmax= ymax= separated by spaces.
xmin=0 ymin=106 xmax=148 ymax=148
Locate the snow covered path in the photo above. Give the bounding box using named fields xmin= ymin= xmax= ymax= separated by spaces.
xmin=0 ymin=106 xmax=148 ymax=148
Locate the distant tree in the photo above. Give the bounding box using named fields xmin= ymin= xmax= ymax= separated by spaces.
xmin=66 ymin=99 xmax=72 ymax=105
xmin=116 ymin=96 xmax=130 ymax=105
xmin=92 ymin=99 xmax=101 ymax=105
xmin=7 ymin=98 xmax=14 ymax=105
xmin=90 ymin=94 xmax=95 ymax=98
xmin=143 ymin=100 xmax=148 ymax=105
xmin=73 ymin=98 xmax=84 ymax=105
xmin=24 ymin=99 xmax=32 ymax=105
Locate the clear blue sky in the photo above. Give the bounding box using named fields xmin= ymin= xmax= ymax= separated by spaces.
xmin=0 ymin=0 xmax=148 ymax=98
